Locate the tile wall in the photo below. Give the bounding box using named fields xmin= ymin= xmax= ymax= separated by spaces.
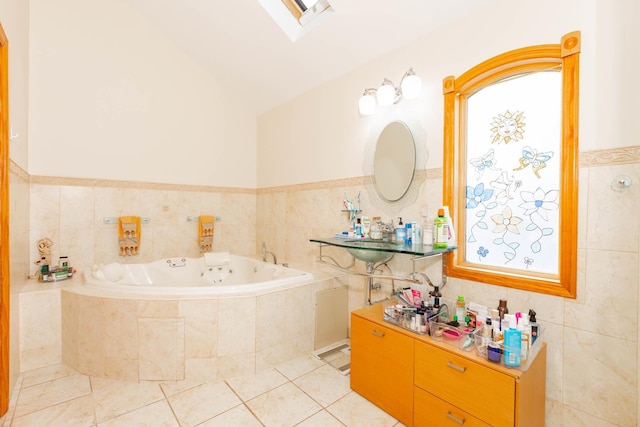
xmin=11 ymin=145 xmax=640 ymax=426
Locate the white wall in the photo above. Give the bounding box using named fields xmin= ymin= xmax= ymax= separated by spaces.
xmin=258 ymin=0 xmax=599 ymax=187
xmin=1 ymin=0 xmax=29 ymax=169
xmin=28 ymin=0 xmax=257 ymax=188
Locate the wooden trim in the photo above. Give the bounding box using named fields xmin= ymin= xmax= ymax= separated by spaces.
xmin=280 ymin=0 xmax=302 ymax=21
xmin=0 ymin=21 xmax=10 ymax=415
xmin=443 ymin=31 xmax=580 ymax=298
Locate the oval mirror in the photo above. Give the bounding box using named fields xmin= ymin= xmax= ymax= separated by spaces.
xmin=373 ymin=121 xmax=416 ymax=202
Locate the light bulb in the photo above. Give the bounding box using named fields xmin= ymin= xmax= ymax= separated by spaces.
xmin=358 ymin=93 xmax=376 ymax=115
xmin=401 ymin=74 xmax=422 ymax=99
xmin=377 ymin=81 xmax=395 ymax=106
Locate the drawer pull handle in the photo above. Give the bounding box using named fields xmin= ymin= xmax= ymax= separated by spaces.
xmin=446 ymin=411 xmax=466 ymax=424
xmin=371 ymin=330 xmax=385 ymax=338
xmin=447 ymin=361 xmax=467 ymax=373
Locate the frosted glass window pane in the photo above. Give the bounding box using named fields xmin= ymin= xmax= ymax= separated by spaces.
xmin=464 ymin=71 xmax=561 ymax=275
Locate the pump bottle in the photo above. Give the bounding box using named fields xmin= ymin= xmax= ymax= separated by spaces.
xmin=433 ymin=209 xmax=449 ymax=249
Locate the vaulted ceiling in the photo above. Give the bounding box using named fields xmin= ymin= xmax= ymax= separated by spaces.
xmin=124 ymin=0 xmax=498 ymax=114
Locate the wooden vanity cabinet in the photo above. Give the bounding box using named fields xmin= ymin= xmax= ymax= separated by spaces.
xmin=350 ymin=314 xmax=415 ymax=426
xmin=351 ymin=304 xmax=546 ymax=427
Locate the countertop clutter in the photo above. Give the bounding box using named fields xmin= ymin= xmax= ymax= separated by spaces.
xmin=350 ymin=302 xmax=547 ymax=427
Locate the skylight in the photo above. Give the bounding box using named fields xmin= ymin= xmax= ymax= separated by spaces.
xmin=257 ymin=0 xmax=334 ymax=42
xmin=295 ymin=0 xmax=319 ymax=11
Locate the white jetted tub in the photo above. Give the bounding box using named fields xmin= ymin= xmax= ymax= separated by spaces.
xmin=63 ymin=252 xmax=325 ymax=382
xmin=83 ymin=253 xmax=314 ymax=296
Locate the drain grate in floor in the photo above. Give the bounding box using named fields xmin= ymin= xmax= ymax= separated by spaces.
xmin=312 ymin=339 xmax=351 ymax=375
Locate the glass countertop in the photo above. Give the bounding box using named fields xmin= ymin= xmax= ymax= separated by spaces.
xmin=310 ymin=236 xmax=456 ymax=258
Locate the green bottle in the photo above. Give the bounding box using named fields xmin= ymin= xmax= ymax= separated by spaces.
xmin=433 ymin=208 xmax=449 ymax=249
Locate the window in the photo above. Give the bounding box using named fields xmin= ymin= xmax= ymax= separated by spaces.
xmin=258 ymin=0 xmax=333 ymax=41
xmin=443 ymin=31 xmax=581 ymax=298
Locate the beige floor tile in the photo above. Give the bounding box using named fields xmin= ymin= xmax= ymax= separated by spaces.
xmin=225 ymin=367 xmax=289 ymax=401
xmin=167 ymin=381 xmax=242 ymax=427
xmin=159 ymin=378 xmax=203 ymax=397
xmin=14 ymin=373 xmax=91 ymax=419
xmin=327 ymin=391 xmax=398 ymax=427
xmin=20 ymin=363 xmax=78 ymax=388
xmin=11 ymin=394 xmax=95 ymax=427
xmin=296 ymin=409 xmax=345 ymax=426
xmin=197 ymin=405 xmax=263 ymax=427
xmin=90 ymin=377 xmax=165 ymax=423
xmin=98 ymin=400 xmax=179 ymax=427
xmin=274 ymin=354 xmax=326 ymax=381
xmin=294 ymin=364 xmax=351 ymax=407
xmin=246 ymin=382 xmax=322 ymax=427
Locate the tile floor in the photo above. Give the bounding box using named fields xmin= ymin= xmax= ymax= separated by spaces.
xmin=0 ymin=350 xmax=406 ymax=427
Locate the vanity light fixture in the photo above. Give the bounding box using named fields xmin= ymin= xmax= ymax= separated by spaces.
xmin=358 ymin=68 xmax=422 ymax=115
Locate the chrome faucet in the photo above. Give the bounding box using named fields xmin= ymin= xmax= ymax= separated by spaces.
xmin=261 ymin=241 xmax=277 ymax=264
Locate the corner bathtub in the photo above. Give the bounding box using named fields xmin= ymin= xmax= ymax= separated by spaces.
xmin=83 ymin=254 xmax=314 ymax=297
xmin=62 ymin=254 xmax=329 ymax=383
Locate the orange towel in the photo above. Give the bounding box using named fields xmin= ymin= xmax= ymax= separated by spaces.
xmin=198 ymin=215 xmax=215 ymax=253
xmin=118 ymin=216 xmax=141 ymax=239
xmin=199 ymin=215 xmax=215 ymax=237
xmin=118 ymin=216 xmax=141 ymax=256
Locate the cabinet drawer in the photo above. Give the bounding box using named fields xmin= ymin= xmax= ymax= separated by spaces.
xmin=414 ymin=387 xmax=491 ymax=427
xmin=415 ymin=341 xmax=514 ymax=426
xmin=351 ymin=314 xmax=414 ymax=426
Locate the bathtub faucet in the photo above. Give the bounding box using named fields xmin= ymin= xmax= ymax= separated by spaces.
xmin=261 ymin=241 xmax=277 ymax=264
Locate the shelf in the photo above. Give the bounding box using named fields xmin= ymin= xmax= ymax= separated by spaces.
xmin=309 ymin=236 xmax=456 ymax=259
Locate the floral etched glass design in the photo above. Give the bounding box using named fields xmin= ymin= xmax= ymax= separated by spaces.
xmin=464 ymin=72 xmax=561 ymax=274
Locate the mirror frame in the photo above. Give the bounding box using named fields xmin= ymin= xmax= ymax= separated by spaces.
xmin=443 ymin=31 xmax=580 ymax=298
xmin=363 ymin=114 xmax=427 ymax=215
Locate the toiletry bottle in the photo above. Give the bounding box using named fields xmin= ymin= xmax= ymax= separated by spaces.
xmin=362 ymin=216 xmax=371 ymax=238
xmin=529 ymin=309 xmax=539 ymax=344
xmin=40 ymin=263 xmax=49 ymax=282
xmin=370 ymin=216 xmax=383 ymax=240
xmin=354 ymin=218 xmax=362 ymax=237
xmin=498 ymin=299 xmax=508 ymax=320
xmin=405 ymin=222 xmax=412 ymax=245
xmin=455 ymin=295 xmax=466 ymax=326
xmin=412 ymin=221 xmax=422 ymax=246
xmin=395 ymin=217 xmax=406 ymax=243
xmin=433 ymin=209 xmax=449 ymax=249
xmin=503 ymin=315 xmax=522 ymax=367
xmin=518 ymin=313 xmax=531 ymax=362
xmin=420 ymin=210 xmax=432 ymax=246
xmin=442 ymin=206 xmax=456 ymax=246
xmin=490 ymin=308 xmax=501 ymax=340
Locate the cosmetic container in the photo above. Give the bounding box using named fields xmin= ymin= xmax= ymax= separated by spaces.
xmin=498 ymin=299 xmax=508 ymax=320
xmin=503 ymin=316 xmax=521 ymax=367
xmin=529 ymin=309 xmax=539 ymax=344
xmin=370 ymin=217 xmax=383 ymax=240
xmin=395 ymin=217 xmax=406 ymax=243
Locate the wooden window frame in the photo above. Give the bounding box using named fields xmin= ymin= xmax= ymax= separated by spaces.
xmin=442 ymin=31 xmax=580 ymax=298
